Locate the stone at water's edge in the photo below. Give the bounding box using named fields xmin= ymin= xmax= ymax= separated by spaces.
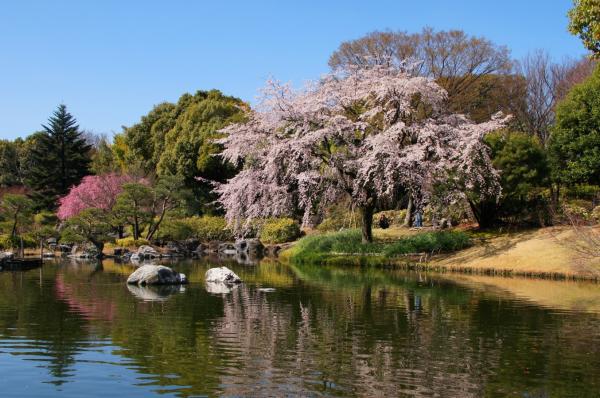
xmin=235 ymin=238 xmax=264 ymax=255
xmin=205 ymin=266 xmax=242 ymax=284
xmin=127 ymin=264 xmax=188 ymax=286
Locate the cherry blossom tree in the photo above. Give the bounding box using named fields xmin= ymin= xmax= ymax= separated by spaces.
xmin=57 ymin=173 xmax=139 ymax=220
xmin=217 ymin=64 xmax=509 ymax=242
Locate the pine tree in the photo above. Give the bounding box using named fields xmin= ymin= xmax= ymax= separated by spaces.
xmin=26 ymin=104 xmax=91 ymax=209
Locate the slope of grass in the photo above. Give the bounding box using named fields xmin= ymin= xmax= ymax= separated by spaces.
xmin=430 ymin=226 xmax=600 ymax=278
xmin=285 ymin=229 xmax=471 ymax=265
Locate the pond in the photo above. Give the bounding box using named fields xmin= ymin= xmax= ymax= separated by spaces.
xmin=0 ymin=258 xmax=599 ymax=397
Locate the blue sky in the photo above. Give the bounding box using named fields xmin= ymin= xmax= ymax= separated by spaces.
xmin=0 ymin=0 xmax=586 ymax=139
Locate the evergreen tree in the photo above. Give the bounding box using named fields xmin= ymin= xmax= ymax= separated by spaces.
xmin=26 ymin=105 xmax=91 ymax=209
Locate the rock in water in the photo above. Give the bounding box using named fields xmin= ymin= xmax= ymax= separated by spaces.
xmin=127 ymin=264 xmax=187 ymax=286
xmin=205 ymin=266 xmax=242 ymax=284
xmin=205 ymin=281 xmax=239 ymax=294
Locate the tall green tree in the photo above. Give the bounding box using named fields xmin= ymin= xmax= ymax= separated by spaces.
xmin=113 ymin=183 xmax=153 ymax=240
xmin=550 ymin=65 xmax=600 ymax=188
xmin=0 ymin=140 xmax=21 ymax=187
xmin=463 ymin=131 xmax=550 ymax=227
xmin=116 ymin=90 xmax=248 ymax=213
xmin=569 ymin=0 xmax=600 ymax=55
xmin=26 ymin=105 xmax=91 ymax=209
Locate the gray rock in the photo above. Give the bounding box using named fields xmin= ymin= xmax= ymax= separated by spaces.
xmin=137 ymin=245 xmax=160 ymax=258
xmin=205 ymin=266 xmax=242 ymax=284
xmin=218 ymin=242 xmax=237 ymax=255
xmin=235 ymin=238 xmax=264 ymax=255
xmin=193 ymin=243 xmax=206 ymax=256
xmin=126 ymin=264 xmax=188 ymax=286
xmin=206 ymin=241 xmax=221 ymax=253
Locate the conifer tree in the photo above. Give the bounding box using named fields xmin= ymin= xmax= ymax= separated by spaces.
xmin=26 ymin=104 xmax=91 ymax=209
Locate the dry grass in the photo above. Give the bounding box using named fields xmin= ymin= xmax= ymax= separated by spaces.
xmin=431 ymin=226 xmax=600 ymax=279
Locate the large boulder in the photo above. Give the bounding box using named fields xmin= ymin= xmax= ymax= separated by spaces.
xmin=205 ymin=266 xmax=242 ymax=284
xmin=127 ymin=264 xmax=188 ymax=286
xmin=235 ymin=238 xmax=264 ymax=256
xmin=218 ymin=242 xmax=237 ymax=255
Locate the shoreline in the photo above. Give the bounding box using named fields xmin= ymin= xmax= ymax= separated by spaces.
xmin=282 ymin=226 xmax=600 ymax=282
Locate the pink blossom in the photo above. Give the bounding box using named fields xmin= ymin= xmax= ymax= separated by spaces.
xmin=57 ymin=173 xmax=143 ymax=220
xmin=217 ymin=64 xmax=509 ymax=231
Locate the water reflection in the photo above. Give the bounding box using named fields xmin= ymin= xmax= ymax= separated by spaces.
xmin=0 ymin=259 xmax=599 ymax=397
xmin=126 ymin=284 xmax=185 ymax=302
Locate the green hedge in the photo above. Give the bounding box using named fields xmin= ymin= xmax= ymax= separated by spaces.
xmin=184 ymin=216 xmax=233 ymax=241
xmin=260 ymin=218 xmax=302 ymax=244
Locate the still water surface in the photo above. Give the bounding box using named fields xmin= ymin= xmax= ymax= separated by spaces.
xmin=0 ymin=258 xmax=599 ymax=397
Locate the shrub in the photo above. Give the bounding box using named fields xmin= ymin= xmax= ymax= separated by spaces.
xmin=115 ymin=237 xmax=150 ymax=247
xmin=317 ymin=203 xmax=360 ymax=232
xmin=382 ymin=231 xmax=471 ymax=256
xmin=563 ymin=202 xmax=592 ymax=221
xmin=0 ymin=234 xmax=37 ymax=250
xmin=0 ymin=234 xmax=19 ymax=250
xmin=260 ymin=218 xmax=302 ymax=243
xmin=156 ymin=219 xmax=194 ymax=241
xmin=184 ymin=216 xmax=233 ymax=241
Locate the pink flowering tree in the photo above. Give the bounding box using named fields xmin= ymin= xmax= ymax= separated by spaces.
xmin=217 ymin=64 xmax=509 ymax=242
xmin=57 ymin=173 xmax=139 ymax=220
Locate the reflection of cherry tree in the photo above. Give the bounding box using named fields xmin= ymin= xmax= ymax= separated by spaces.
xmin=208 ymin=284 xmax=494 ymax=397
xmin=218 ymin=64 xmax=509 ymax=241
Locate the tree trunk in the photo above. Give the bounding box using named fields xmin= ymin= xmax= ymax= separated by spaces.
xmin=361 ymin=205 xmax=375 ymax=243
xmin=133 ymin=217 xmax=139 ymax=240
xmin=403 ymin=196 xmax=413 ymax=227
xmin=89 ymin=238 xmax=104 ymax=259
xmin=11 ymin=213 xmax=18 ymax=237
xmin=468 ymin=198 xmax=497 ymax=229
xmin=146 ymin=203 xmax=167 ymax=240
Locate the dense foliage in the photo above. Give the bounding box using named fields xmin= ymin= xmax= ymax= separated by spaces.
xmin=115 ymin=90 xmax=248 ymax=211
xmin=569 ymin=0 xmax=600 ymax=55
xmin=259 ymin=218 xmax=302 ymax=244
xmin=551 ymin=65 xmax=600 ymax=187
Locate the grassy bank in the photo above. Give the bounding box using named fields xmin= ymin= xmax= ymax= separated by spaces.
xmin=282 ymin=226 xmax=600 ymax=280
xmin=282 ymin=229 xmax=471 ymax=266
